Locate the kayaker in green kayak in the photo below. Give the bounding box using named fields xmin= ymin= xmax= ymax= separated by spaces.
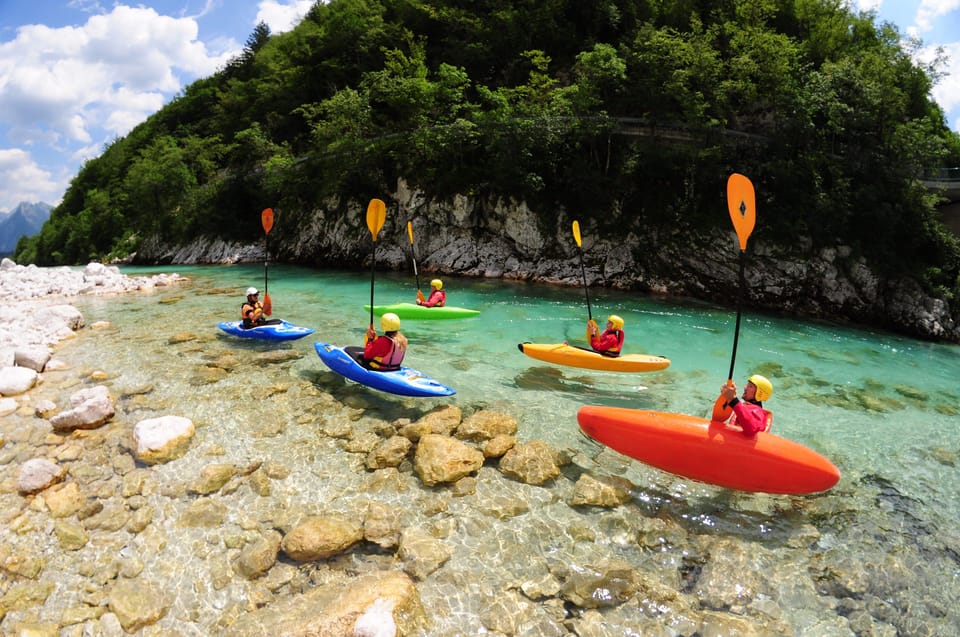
xmin=416 ymin=279 xmax=446 ymax=307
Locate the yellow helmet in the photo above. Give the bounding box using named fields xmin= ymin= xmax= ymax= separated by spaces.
xmin=607 ymin=315 xmax=624 ymax=330
xmin=381 ymin=312 xmax=401 ymax=332
xmin=748 ymin=374 xmax=773 ymax=401
xmin=430 ymin=279 xmax=443 ymax=290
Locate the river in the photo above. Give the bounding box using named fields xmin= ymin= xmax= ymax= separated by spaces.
xmin=6 ymin=262 xmax=959 ymax=635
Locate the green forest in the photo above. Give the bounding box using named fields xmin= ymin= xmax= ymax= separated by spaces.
xmin=15 ymin=0 xmax=960 ymax=310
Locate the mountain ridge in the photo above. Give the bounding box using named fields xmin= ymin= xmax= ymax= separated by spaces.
xmin=1 ymin=201 xmax=52 ymax=255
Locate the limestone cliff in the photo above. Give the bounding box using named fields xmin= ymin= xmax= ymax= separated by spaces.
xmin=134 ymin=182 xmax=958 ymax=343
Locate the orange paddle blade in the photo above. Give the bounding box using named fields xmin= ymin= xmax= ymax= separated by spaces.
xmin=261 ymin=208 xmax=274 ymax=234
xmin=726 ymin=174 xmax=755 ymax=251
xmin=416 ymin=289 xmax=425 ymax=303
xmin=262 ymin=293 xmax=272 ymax=316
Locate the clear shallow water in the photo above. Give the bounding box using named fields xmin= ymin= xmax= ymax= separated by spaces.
xmin=20 ymin=263 xmax=960 ymax=635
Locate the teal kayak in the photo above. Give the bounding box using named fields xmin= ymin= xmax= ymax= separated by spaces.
xmin=364 ymin=302 xmax=480 ymax=320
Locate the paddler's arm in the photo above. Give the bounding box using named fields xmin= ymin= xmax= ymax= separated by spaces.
xmin=712 ymin=381 xmax=735 ymax=422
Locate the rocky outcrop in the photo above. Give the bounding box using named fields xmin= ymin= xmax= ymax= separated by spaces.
xmin=132 ymin=184 xmax=959 ymax=342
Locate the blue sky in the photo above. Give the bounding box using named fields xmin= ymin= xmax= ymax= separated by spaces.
xmin=1 ymin=0 xmax=958 ymax=212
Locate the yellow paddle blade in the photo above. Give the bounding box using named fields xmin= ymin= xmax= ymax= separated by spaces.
xmin=366 ymin=199 xmax=387 ymax=241
xmin=407 ymin=220 xmax=414 ymax=244
xmin=572 ymin=220 xmax=582 ymax=247
xmin=726 ymin=174 xmax=756 ymax=251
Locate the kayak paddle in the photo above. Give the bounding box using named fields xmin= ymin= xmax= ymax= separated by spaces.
xmin=407 ymin=221 xmax=425 ymax=303
xmin=366 ymin=199 xmax=387 ymax=339
xmin=572 ymin=220 xmax=596 ymax=342
xmin=261 ymin=207 xmax=274 ymax=316
xmin=725 ymin=173 xmax=756 ymax=383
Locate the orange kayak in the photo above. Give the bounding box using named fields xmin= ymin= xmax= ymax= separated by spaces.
xmin=577 ymin=406 xmax=840 ymax=494
xmin=518 ymin=342 xmax=670 ymax=373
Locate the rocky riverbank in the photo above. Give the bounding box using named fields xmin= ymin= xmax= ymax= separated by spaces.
xmin=0 ymin=259 xmax=663 ymax=635
xmin=0 ymin=259 xmax=185 ymax=403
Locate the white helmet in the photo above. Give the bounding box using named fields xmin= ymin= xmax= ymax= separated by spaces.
xmin=246 ymin=287 xmax=259 ymax=296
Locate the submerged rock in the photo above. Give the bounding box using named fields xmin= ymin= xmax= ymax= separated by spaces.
xmin=132 ymin=415 xmax=196 ymax=464
xmin=18 ymin=458 xmax=65 ymax=494
xmin=413 ymin=434 xmax=484 ymax=486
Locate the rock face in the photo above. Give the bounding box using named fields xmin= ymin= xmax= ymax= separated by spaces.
xmin=132 ymin=184 xmax=959 ymax=342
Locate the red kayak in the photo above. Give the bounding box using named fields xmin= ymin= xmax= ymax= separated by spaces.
xmin=577 ymin=406 xmax=840 ymax=494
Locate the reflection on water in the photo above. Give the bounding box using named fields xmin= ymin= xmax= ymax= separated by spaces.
xmin=2 ymin=263 xmax=958 ymax=635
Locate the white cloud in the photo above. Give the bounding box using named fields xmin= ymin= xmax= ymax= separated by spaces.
xmin=0 ymin=6 xmax=236 ymax=145
xmin=256 ymin=0 xmax=315 ymax=34
xmin=914 ymin=0 xmax=960 ymax=34
xmin=0 ymin=149 xmax=64 ymax=207
xmin=0 ymin=4 xmax=244 ymax=208
xmin=926 ymin=41 xmax=960 ymax=120
xmin=854 ymin=0 xmax=883 ymax=12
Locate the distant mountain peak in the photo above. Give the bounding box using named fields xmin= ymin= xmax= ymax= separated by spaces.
xmin=0 ymin=201 xmax=53 ymax=255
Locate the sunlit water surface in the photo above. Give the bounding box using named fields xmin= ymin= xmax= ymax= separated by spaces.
xmin=15 ymin=263 xmax=960 ymax=635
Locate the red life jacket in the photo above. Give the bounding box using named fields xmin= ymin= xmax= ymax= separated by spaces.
xmin=368 ymin=335 xmax=406 ymax=371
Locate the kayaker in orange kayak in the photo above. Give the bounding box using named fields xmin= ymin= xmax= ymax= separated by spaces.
xmin=588 ymin=314 xmax=625 ymax=357
xmin=712 ymin=374 xmax=773 ymax=436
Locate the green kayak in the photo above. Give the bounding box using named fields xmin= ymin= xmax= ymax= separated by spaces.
xmin=364 ymin=302 xmax=480 ymax=320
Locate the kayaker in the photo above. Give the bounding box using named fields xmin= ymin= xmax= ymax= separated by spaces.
xmin=360 ymin=312 xmax=408 ymax=371
xmin=417 ymin=279 xmax=446 ymax=307
xmin=588 ymin=315 xmax=625 ymax=357
xmin=712 ymin=374 xmax=773 ymax=436
xmin=241 ymin=287 xmax=267 ymax=329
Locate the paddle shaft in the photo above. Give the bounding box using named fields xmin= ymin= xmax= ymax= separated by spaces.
xmin=407 ymin=222 xmax=422 ymax=295
xmin=263 ymin=234 xmax=269 ymax=295
xmin=369 ymin=245 xmax=376 ymax=327
xmin=727 ymin=252 xmax=746 ymax=380
xmin=572 ymin=221 xmax=593 ymax=322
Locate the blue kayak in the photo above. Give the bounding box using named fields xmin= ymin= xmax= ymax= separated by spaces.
xmin=313 ymin=342 xmax=456 ymax=397
xmin=217 ymin=320 xmax=315 ymax=341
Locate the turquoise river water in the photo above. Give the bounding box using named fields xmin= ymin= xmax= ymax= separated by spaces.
xmin=23 ymin=262 xmax=960 ymax=635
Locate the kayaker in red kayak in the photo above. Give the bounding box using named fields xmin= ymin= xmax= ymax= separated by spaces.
xmin=588 ymin=315 xmax=625 ymax=357
xmin=712 ymin=374 xmax=774 ymax=436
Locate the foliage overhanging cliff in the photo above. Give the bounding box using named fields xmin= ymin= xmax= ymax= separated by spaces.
xmin=15 ymin=0 xmax=960 ymax=333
